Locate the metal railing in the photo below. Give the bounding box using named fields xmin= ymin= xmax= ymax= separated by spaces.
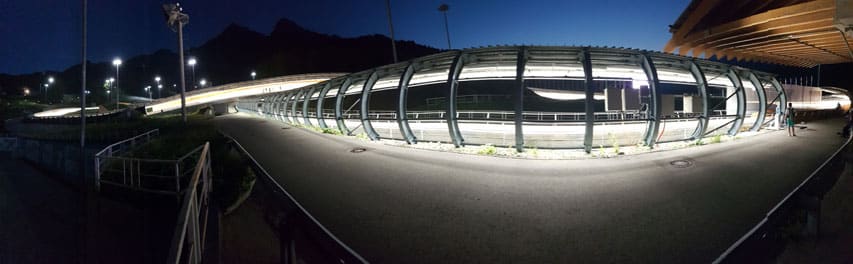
xmin=167 ymin=142 xmax=212 ymax=264
xmin=222 ymin=132 xmax=368 ymax=263
xmin=94 ymin=129 xmax=205 ymax=194
xmin=713 ymin=134 xmax=853 ymax=263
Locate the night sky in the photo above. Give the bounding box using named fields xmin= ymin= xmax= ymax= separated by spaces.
xmin=0 ymin=0 xmax=688 ymax=75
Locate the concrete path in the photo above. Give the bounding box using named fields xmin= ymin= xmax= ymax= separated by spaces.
xmin=0 ymin=154 xmax=82 ymax=263
xmin=215 ymin=113 xmax=847 ymax=263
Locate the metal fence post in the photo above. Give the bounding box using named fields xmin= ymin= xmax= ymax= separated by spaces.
xmin=446 ymin=51 xmax=466 ymax=147
xmin=361 ymin=71 xmax=381 ymax=140
xmin=689 ymin=60 xmax=710 ymax=140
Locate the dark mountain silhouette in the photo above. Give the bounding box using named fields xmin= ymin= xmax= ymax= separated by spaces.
xmin=0 ymin=18 xmax=440 ymax=102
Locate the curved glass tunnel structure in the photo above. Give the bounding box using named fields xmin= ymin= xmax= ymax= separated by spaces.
xmin=236 ymin=46 xmax=788 ymax=153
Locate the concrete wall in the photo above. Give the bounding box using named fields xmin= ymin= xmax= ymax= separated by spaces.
xmin=11 ymin=138 xmax=98 ymax=189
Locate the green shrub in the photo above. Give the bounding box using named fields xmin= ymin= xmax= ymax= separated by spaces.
xmin=322 ymin=127 xmax=343 ymax=135
xmin=711 ymin=134 xmax=722 ymax=144
xmin=608 ymin=133 xmax=620 ymax=154
xmin=356 ymin=132 xmax=369 ymax=140
xmin=477 ymin=144 xmax=497 ymax=155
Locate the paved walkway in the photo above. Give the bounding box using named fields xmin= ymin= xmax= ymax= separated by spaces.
xmin=0 ymin=154 xmax=82 ymax=263
xmin=215 ymin=113 xmax=847 ymax=263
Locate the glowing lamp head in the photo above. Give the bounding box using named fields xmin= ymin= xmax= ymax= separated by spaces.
xmin=199 ymin=79 xmax=207 ymax=86
xmin=155 ymin=76 xmax=161 ymax=82
xmin=48 ymin=77 xmax=54 ymax=83
xmin=112 ymin=58 xmax=122 ymax=66
xmin=187 ymin=58 xmax=197 ymax=66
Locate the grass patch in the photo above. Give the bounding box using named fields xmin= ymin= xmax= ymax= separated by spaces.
xmin=477 ymin=144 xmax=498 ymax=155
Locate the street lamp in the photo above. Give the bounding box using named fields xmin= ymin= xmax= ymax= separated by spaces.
xmin=113 ymin=58 xmax=122 ymax=109
xmin=43 ymin=77 xmax=54 ymax=103
xmin=251 ymin=71 xmax=256 ymax=80
xmin=154 ymin=76 xmax=161 ymax=99
xmin=438 ymin=3 xmax=451 ymax=49
xmin=187 ymin=58 xmax=197 ymax=90
xmin=145 ymin=85 xmax=152 ymax=100
xmin=199 ymin=78 xmax=207 ymax=88
xmin=163 ymin=2 xmax=189 ymax=123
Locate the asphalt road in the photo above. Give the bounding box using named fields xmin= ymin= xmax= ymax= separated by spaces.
xmin=215 ymin=113 xmax=845 ymax=263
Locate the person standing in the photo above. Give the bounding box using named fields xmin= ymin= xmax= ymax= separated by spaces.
xmin=786 ymin=102 xmax=796 ymax=136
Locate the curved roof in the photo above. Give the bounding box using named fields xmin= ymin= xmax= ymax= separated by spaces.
xmin=666 ymin=0 xmax=853 ymax=67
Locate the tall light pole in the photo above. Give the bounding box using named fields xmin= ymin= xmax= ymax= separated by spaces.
xmin=187 ymin=58 xmax=197 ymax=90
xmin=145 ymin=86 xmax=152 ymax=100
xmin=47 ymin=77 xmax=53 ymax=102
xmin=438 ymin=3 xmax=451 ymax=49
xmin=385 ymin=0 xmax=398 ymax=63
xmin=112 ymin=58 xmax=122 ymax=109
xmin=251 ymin=71 xmax=256 ymax=80
xmin=163 ymin=3 xmax=189 ymax=123
xmin=154 ymin=76 xmax=161 ymax=99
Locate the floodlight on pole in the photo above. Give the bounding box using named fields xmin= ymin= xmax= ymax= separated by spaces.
xmin=187 ymin=58 xmax=197 ymax=90
xmin=385 ymin=0 xmax=398 ymax=63
xmin=438 ymin=3 xmax=451 ymax=49
xmin=163 ymin=2 xmax=189 ymax=123
xmin=251 ymin=71 xmax=256 ymax=80
xmin=48 ymin=77 xmax=54 ymax=83
xmin=113 ymin=57 xmax=122 ymax=109
xmin=154 ymin=76 xmax=161 ymax=98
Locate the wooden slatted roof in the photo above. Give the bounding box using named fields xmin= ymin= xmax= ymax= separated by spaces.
xmin=665 ymin=0 xmax=853 ymax=67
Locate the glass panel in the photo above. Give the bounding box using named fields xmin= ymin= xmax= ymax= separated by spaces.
xmin=521 ymin=79 xmax=587 ymax=148
xmin=741 ymin=74 xmax=761 ymax=131
xmin=589 ymin=50 xmax=649 ymax=147
xmin=458 ymin=49 xmax=518 ymax=81
xmin=407 ymin=53 xmax=457 ymax=143
xmin=653 ymin=55 xmax=701 ymax=142
xmin=322 ymin=85 xmax=339 ymax=129
xmin=457 ymin=49 xmax=518 ymax=147
xmin=761 ymin=78 xmax=781 ymax=129
xmin=521 ymin=48 xmax=587 ymax=149
xmin=700 ymin=62 xmax=737 ymax=137
xmin=342 ymin=75 xmax=366 ymax=135
xmin=287 ymin=92 xmax=297 ymax=123
xmin=369 ymin=65 xmax=406 ymax=140
xmin=307 ymin=88 xmax=320 ymax=126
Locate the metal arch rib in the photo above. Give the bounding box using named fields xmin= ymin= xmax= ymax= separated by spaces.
xmin=282 ymin=91 xmax=292 ymax=123
xmin=580 ymin=48 xmax=594 ymax=153
xmin=291 ymin=89 xmax=303 ymax=125
xmin=770 ymin=77 xmax=788 ymax=117
xmin=446 ymin=51 xmax=466 ymax=147
xmin=747 ymin=71 xmax=767 ymax=132
xmin=302 ymin=86 xmax=313 ymax=126
xmin=640 ymin=53 xmax=662 ymax=148
xmin=334 ymin=77 xmax=353 ymax=134
xmin=397 ymin=62 xmax=417 ymax=144
xmin=726 ymin=68 xmax=747 ymax=136
xmin=688 ymin=60 xmax=710 ymax=140
xmin=360 ymin=71 xmax=381 ymax=141
xmin=514 ymin=46 xmax=528 ymax=152
xmin=316 ymin=82 xmax=331 ymax=129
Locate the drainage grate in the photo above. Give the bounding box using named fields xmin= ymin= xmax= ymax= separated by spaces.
xmin=670 ymin=159 xmax=694 ymax=168
xmin=350 ymin=147 xmax=367 ymax=153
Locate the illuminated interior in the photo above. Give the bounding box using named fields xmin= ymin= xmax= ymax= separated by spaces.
xmin=235 ymin=46 xmax=834 ymax=151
